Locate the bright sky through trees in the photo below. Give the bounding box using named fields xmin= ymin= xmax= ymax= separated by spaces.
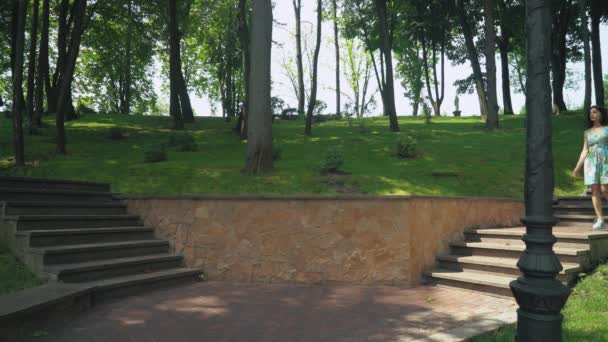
xmin=151 ymin=2 xmax=608 ymax=117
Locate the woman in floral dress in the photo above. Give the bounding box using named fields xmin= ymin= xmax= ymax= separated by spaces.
xmin=572 ymin=106 xmax=608 ymax=230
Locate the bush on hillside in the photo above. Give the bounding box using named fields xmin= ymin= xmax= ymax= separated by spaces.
xmin=313 ymin=114 xmax=341 ymax=123
xmin=107 ymin=127 xmax=125 ymax=140
xmin=395 ymin=133 xmax=418 ymax=159
xmin=272 ymin=140 xmax=282 ymax=161
xmin=279 ymin=108 xmax=299 ymax=120
xmin=319 ymin=146 xmax=344 ymax=174
xmin=143 ymin=144 xmax=167 ymax=163
xmin=168 ymin=133 xmax=197 ymax=151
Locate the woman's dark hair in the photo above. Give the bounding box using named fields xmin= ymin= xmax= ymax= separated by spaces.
xmin=585 ymin=106 xmax=608 ymax=129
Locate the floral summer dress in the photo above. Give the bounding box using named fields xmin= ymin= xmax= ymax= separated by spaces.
xmin=584 ymin=127 xmax=608 ymax=185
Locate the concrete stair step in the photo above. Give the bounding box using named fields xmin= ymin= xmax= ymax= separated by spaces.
xmin=46 ymin=254 xmax=184 ymax=283
xmin=4 ymin=201 xmax=127 ymax=215
xmin=32 ymin=240 xmax=170 ymax=265
xmin=0 ymin=188 xmax=114 ymax=203
xmin=553 ymin=204 xmax=606 ymax=214
xmin=465 ymin=227 xmax=593 ymax=249
xmin=17 ymin=227 xmax=156 ymax=247
xmin=9 ymin=214 xmax=142 ymax=230
xmin=85 ymin=267 xmax=204 ymax=301
xmin=556 ymin=213 xmax=598 ymax=222
xmin=449 ymin=241 xmax=587 ymax=264
xmin=425 ymin=269 xmax=515 ymax=297
xmin=0 ymin=176 xmax=110 ymax=192
xmin=436 ymin=254 xmax=579 ymax=283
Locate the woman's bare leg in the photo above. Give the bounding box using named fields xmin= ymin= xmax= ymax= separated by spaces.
xmin=591 ymin=184 xmax=603 ymax=220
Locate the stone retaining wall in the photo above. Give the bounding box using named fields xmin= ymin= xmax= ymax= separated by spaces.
xmin=124 ymin=195 xmax=524 ymax=286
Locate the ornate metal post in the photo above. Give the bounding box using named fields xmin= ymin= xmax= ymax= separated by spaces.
xmin=509 ymin=0 xmax=571 ymax=340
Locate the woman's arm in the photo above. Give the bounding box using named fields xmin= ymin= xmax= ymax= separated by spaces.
xmin=572 ymin=134 xmax=589 ymax=176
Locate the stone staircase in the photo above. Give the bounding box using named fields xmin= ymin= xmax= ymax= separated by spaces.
xmin=0 ymin=176 xmax=204 ymax=300
xmin=425 ymin=195 xmax=608 ymax=297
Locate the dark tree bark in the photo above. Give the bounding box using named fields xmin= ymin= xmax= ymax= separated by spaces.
xmin=177 ymin=55 xmax=194 ymax=123
xmin=497 ymin=0 xmax=513 ymax=115
xmin=551 ymin=1 xmax=572 ymax=113
xmin=580 ymin=0 xmax=592 ymax=110
xmin=56 ymin=0 xmax=87 ymax=154
xmin=168 ymin=0 xmax=183 ymax=129
xmin=237 ymin=0 xmax=250 ymax=139
xmin=332 ymin=0 xmax=340 ymax=117
xmin=48 ymin=0 xmax=69 ymax=114
xmin=245 ymin=0 xmax=273 ymax=174
xmin=422 ymin=33 xmax=445 ymax=117
xmin=121 ymin=0 xmax=132 ymax=115
xmin=485 ymin=0 xmax=499 ymax=128
xmin=293 ymin=0 xmax=305 ymax=117
xmin=590 ymin=0 xmax=604 ymax=107
xmin=456 ymin=0 xmax=489 ymax=121
xmin=10 ymin=0 xmax=26 ymax=115
xmin=26 ymin=0 xmax=39 ymax=128
xmin=375 ymin=0 xmax=399 ymax=131
xmin=173 ymin=2 xmax=194 ymax=123
xmin=12 ymin=0 xmax=27 ymax=166
xmin=304 ymin=0 xmax=322 ymax=136
xmin=34 ymin=0 xmax=49 ymax=126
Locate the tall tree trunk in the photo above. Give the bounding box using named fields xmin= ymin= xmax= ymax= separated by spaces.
xmin=580 ymin=0 xmax=592 ymax=110
xmin=10 ymin=0 xmax=26 ymax=116
xmin=26 ymin=0 xmax=39 ymax=128
xmin=551 ymin=2 xmax=571 ymax=113
xmin=122 ymin=0 xmax=132 ymax=114
xmin=174 ymin=15 xmax=194 ymax=123
xmin=246 ymin=0 xmax=273 ymax=174
xmin=56 ymin=0 xmax=86 ymax=154
xmin=293 ymin=0 xmax=305 ymax=117
xmin=12 ymin=0 xmax=27 ymax=166
xmin=34 ymin=0 xmax=49 ymax=125
xmin=590 ymin=0 xmax=604 ymax=107
xmin=485 ymin=0 xmax=499 ymax=128
xmin=177 ymin=58 xmax=194 ymax=123
xmin=412 ymin=97 xmax=420 ymax=116
xmin=433 ymin=35 xmax=445 ymax=116
xmin=168 ymin=0 xmax=183 ymax=129
xmin=498 ymin=36 xmax=514 ymax=114
xmin=375 ymin=0 xmax=399 ymax=131
xmin=304 ymin=0 xmax=322 ymax=136
xmin=456 ymin=0 xmax=489 ymax=121
xmin=48 ymin=0 xmax=69 ymax=114
xmin=237 ymin=0 xmax=250 ymax=139
xmin=422 ymin=36 xmax=435 ymax=115
xmin=497 ymin=0 xmax=514 ymax=115
xmin=332 ymin=0 xmax=340 ymax=117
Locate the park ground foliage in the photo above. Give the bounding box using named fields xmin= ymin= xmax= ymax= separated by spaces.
xmin=0 ymin=245 xmax=42 ymax=295
xmin=0 ymin=111 xmax=589 ymax=198
xmin=470 ymin=264 xmax=608 ymax=341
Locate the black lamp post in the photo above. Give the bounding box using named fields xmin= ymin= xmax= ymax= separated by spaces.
xmin=509 ymin=0 xmax=571 ymax=340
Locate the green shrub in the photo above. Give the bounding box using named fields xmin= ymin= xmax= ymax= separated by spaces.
xmin=319 ymin=146 xmax=344 ymax=174
xmin=272 ymin=141 xmax=282 ymax=161
xmin=143 ymin=144 xmax=167 ymax=163
xmin=168 ymin=133 xmax=197 ymax=151
xmin=395 ymin=133 xmax=418 ymax=159
xmin=107 ymin=127 xmax=124 ymax=140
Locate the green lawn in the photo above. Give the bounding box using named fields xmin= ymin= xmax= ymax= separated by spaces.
xmin=470 ymin=264 xmax=608 ymax=341
xmin=0 ymin=246 xmax=42 ymax=295
xmin=0 ymin=112 xmax=587 ymax=197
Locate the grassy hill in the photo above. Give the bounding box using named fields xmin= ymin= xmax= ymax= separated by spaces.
xmin=0 ymin=112 xmax=587 ymax=198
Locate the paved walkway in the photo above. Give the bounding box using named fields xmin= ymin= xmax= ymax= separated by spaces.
xmin=35 ymin=282 xmax=517 ymax=342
